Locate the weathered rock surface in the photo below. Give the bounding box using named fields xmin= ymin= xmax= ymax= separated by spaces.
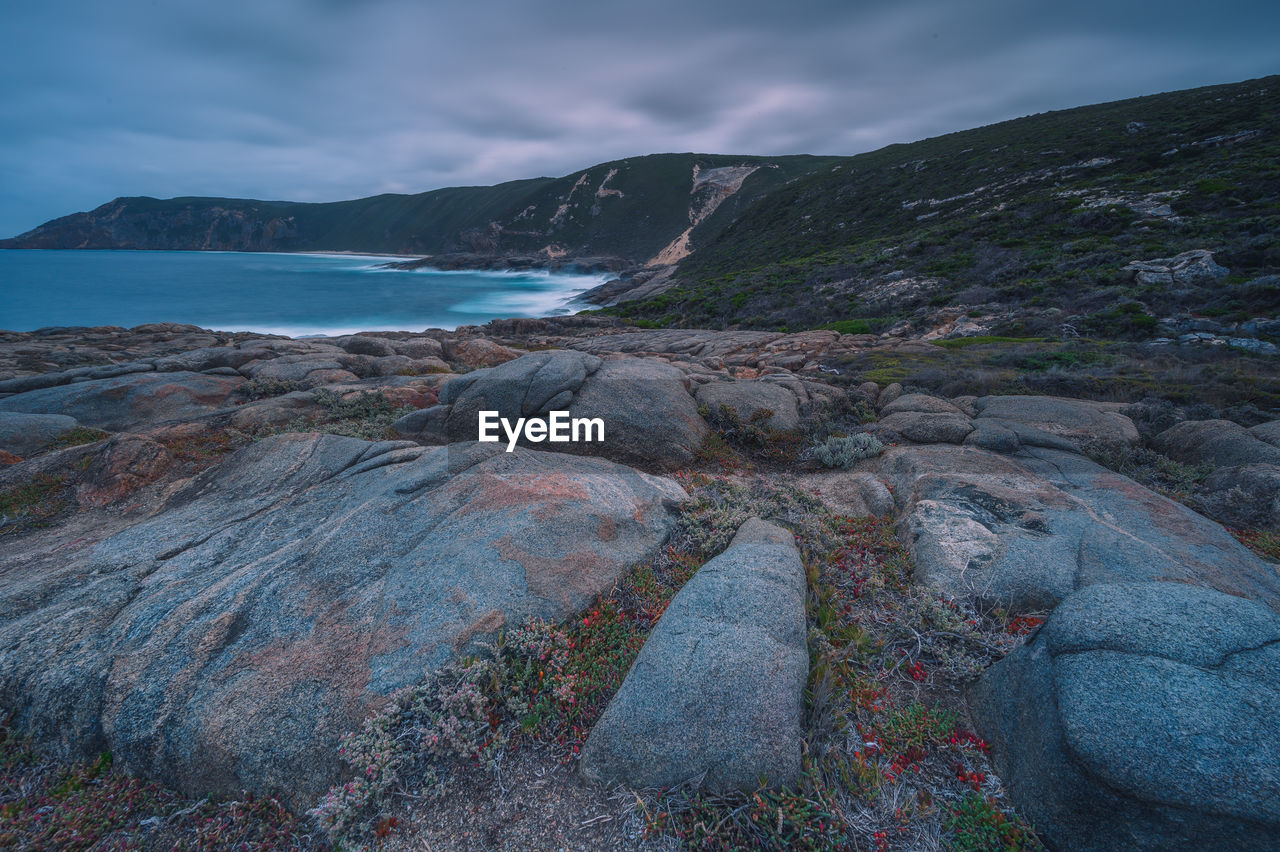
xmin=395 ymin=351 xmax=709 ymax=469
xmin=1252 ymin=419 xmax=1280 ymax=449
xmin=0 ymin=433 xmax=685 ymax=806
xmin=872 ymin=395 xmax=975 ymax=445
xmin=0 ymin=371 xmax=245 ymax=431
xmin=694 ymin=379 xmax=801 ymax=431
xmin=581 ymin=518 xmax=807 ymax=792
xmin=1154 ymin=419 xmax=1280 ymax=468
xmin=1123 ymin=249 xmax=1230 ymax=288
xmin=972 ymin=395 xmax=1139 ymax=449
xmin=971 ymin=582 xmax=1280 ymax=851
xmin=74 ymin=435 xmax=173 ymax=508
xmin=1198 ymin=463 xmax=1280 ymax=531
xmin=877 ymin=444 xmax=1280 ymax=612
xmin=0 ymin=412 xmax=80 ymax=456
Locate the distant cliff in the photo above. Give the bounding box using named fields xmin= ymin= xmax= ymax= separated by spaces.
xmin=0 ymin=154 xmax=837 ymax=265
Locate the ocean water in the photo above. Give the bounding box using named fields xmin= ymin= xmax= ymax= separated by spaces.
xmin=0 ymin=250 xmax=607 ymax=336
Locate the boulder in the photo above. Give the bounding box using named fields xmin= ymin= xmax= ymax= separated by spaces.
xmin=971 ymin=582 xmax=1280 ymax=851
xmin=0 ymin=371 xmax=244 ymax=431
xmin=1251 ymin=420 xmax=1280 ymax=449
xmin=239 ymin=353 xmax=357 ymax=385
xmin=152 ymin=345 xmax=271 ymax=373
xmin=1196 ymin=464 xmax=1280 ymax=531
xmin=1123 ymin=249 xmax=1230 ymax=288
xmin=581 ymin=518 xmax=807 ymax=792
xmin=0 ymin=434 xmax=684 ymax=806
xmin=792 ymin=471 xmax=894 ymax=517
xmin=876 ymin=382 xmax=904 ymax=409
xmin=879 ymin=393 xmax=964 ymax=417
xmin=1154 ymin=419 xmax=1280 ymax=469
xmin=877 ymin=445 xmax=1280 ymax=612
xmin=335 ymin=335 xmax=397 ymax=358
xmin=0 ymin=412 xmax=80 ymax=457
xmin=963 ymin=417 xmax=1079 ymax=455
xmin=872 ymin=411 xmax=974 ymax=445
xmin=398 ymin=352 xmax=709 ymax=470
xmin=695 ymin=380 xmax=801 ymax=431
xmin=973 ymin=395 xmax=1139 ymax=449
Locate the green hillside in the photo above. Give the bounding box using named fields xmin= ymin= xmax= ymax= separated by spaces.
xmin=613 ymin=75 xmax=1280 ymax=331
xmin=0 ymin=153 xmax=837 ymax=262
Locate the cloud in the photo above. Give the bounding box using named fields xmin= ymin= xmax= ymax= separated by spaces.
xmin=1 ymin=0 xmax=1277 ymax=236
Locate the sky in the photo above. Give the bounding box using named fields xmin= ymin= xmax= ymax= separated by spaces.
xmin=1 ymin=0 xmax=1277 ymax=238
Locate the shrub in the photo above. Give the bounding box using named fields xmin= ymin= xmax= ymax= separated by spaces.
xmin=807 ymin=434 xmax=884 ymax=469
xmin=242 ymin=377 xmax=309 ymax=399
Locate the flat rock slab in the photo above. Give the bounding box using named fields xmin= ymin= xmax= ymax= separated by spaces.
xmin=877 ymin=445 xmax=1280 ymax=612
xmin=581 ymin=517 xmax=807 ymax=792
xmin=0 ymin=370 xmax=244 ymax=431
xmin=971 ymin=582 xmax=1280 ymax=851
xmin=0 ymin=433 xmax=684 ymax=807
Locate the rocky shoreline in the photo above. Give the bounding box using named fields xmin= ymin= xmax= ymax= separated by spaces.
xmin=0 ymin=319 xmax=1278 ymax=850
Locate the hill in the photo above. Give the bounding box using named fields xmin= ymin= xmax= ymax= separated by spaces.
xmin=0 ymin=153 xmax=838 ymax=264
xmin=609 ymin=75 xmax=1280 ymax=334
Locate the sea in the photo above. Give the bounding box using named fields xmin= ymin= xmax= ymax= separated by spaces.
xmin=0 ymin=250 xmax=608 ymax=336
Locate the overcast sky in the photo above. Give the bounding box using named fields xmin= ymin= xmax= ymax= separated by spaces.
xmin=1 ymin=0 xmax=1276 ymax=237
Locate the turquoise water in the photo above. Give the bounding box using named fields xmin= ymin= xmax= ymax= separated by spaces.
xmin=0 ymin=250 xmax=606 ymax=335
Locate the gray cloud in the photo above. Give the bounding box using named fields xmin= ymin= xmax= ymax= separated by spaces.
xmin=1 ymin=0 xmax=1276 ymax=236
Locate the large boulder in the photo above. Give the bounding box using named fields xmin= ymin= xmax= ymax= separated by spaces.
xmin=395 ymin=351 xmax=709 ymax=470
xmin=0 ymin=433 xmax=684 ymax=807
xmin=695 ymin=379 xmax=801 ymax=431
xmin=0 ymin=371 xmax=244 ymax=431
xmin=1252 ymin=420 xmax=1280 ymax=449
xmin=972 ymin=395 xmax=1139 ymax=450
xmin=971 ymin=582 xmax=1280 ymax=850
xmin=581 ymin=518 xmax=807 ymax=792
xmin=877 ymin=445 xmax=1280 ymax=612
xmin=0 ymin=412 xmax=80 ymax=457
xmin=1154 ymin=419 xmax=1280 ymax=469
xmin=1196 ymin=463 xmax=1280 ymax=532
xmin=1123 ymin=249 xmax=1230 ymax=288
xmin=870 ymin=394 xmax=975 ymax=445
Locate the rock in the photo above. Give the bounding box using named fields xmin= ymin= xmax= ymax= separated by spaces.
xmin=0 ymin=412 xmax=80 ymax=456
xmin=872 ymin=411 xmax=974 ymax=445
xmin=74 ymin=435 xmax=173 ymax=507
xmin=971 ymin=582 xmax=1280 ymax=851
xmin=876 ymin=382 xmax=904 ymax=409
xmin=0 ymin=361 xmax=156 ymax=395
xmin=878 ymin=445 xmax=1280 ymax=612
xmin=879 ymin=393 xmax=964 ymax=417
xmin=1253 ymin=420 xmax=1280 ymax=449
xmin=793 ymin=471 xmax=894 ymax=517
xmin=695 ymin=380 xmax=801 ymax=431
xmin=581 ymin=518 xmax=807 ymax=792
xmin=388 ymin=337 xmax=444 ymax=360
xmin=336 ymin=335 xmax=397 ymax=358
xmin=403 ymin=352 xmax=709 ymax=470
xmin=0 ymin=371 xmax=245 ymax=431
xmin=1197 ymin=464 xmax=1280 ymax=531
xmin=973 ymin=395 xmax=1139 ymax=449
xmin=1153 ymin=419 xmax=1280 ymax=468
xmin=445 ymin=338 xmax=521 ymax=368
xmin=0 ymin=434 xmax=684 ymax=807
xmin=153 ymin=345 xmax=271 ymax=373
xmin=963 ymin=417 xmax=1079 ymax=455
xmin=1123 ymin=249 xmax=1230 ymax=288
xmin=239 ymin=353 xmax=355 ymax=385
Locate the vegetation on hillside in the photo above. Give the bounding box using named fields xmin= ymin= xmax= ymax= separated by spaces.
xmin=614 ymin=76 xmax=1280 ymax=331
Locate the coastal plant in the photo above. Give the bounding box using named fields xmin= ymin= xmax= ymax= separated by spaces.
xmin=945 ymin=793 xmax=1042 ymax=851
xmin=807 ymin=433 xmax=884 ymax=469
xmin=242 ymin=377 xmax=309 ymax=399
